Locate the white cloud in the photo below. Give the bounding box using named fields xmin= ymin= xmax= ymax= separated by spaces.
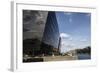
xmin=60 ymin=36 xmax=75 ymax=53
xmin=60 ymin=33 xmax=74 ymax=52
xmin=60 ymin=40 xmax=75 ymax=53
xmin=60 ymin=34 xmax=90 ymax=53
xmin=60 ymin=33 xmax=73 ymax=41
xmin=60 ymin=33 xmax=70 ymax=38
xmin=69 ymin=37 xmax=73 ymax=41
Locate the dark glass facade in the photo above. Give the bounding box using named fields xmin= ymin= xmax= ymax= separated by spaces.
xmin=23 ymin=10 xmax=60 ymax=58
xmin=23 ymin=10 xmax=48 ymax=56
xmin=41 ymin=12 xmax=60 ymax=55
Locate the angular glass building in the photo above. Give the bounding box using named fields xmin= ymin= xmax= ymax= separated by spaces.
xmin=23 ymin=10 xmax=60 ymax=58
xmin=41 ymin=12 xmax=60 ymax=55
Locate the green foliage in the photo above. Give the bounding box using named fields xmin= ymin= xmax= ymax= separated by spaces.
xmin=76 ymin=46 xmax=91 ymax=54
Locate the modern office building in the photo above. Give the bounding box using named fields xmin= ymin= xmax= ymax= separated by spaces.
xmin=41 ymin=12 xmax=60 ymax=55
xmin=23 ymin=10 xmax=48 ymax=56
xmin=23 ymin=10 xmax=60 ymax=57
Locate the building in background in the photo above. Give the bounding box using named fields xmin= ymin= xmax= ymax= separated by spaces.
xmin=58 ymin=37 xmax=61 ymax=53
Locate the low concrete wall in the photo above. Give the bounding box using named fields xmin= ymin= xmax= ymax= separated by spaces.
xmin=43 ymin=55 xmax=78 ymax=61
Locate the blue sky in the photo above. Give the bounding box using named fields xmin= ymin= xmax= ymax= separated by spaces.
xmin=56 ymin=12 xmax=91 ymax=53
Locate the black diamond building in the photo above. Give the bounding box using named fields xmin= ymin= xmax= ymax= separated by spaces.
xmin=23 ymin=10 xmax=61 ymax=59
